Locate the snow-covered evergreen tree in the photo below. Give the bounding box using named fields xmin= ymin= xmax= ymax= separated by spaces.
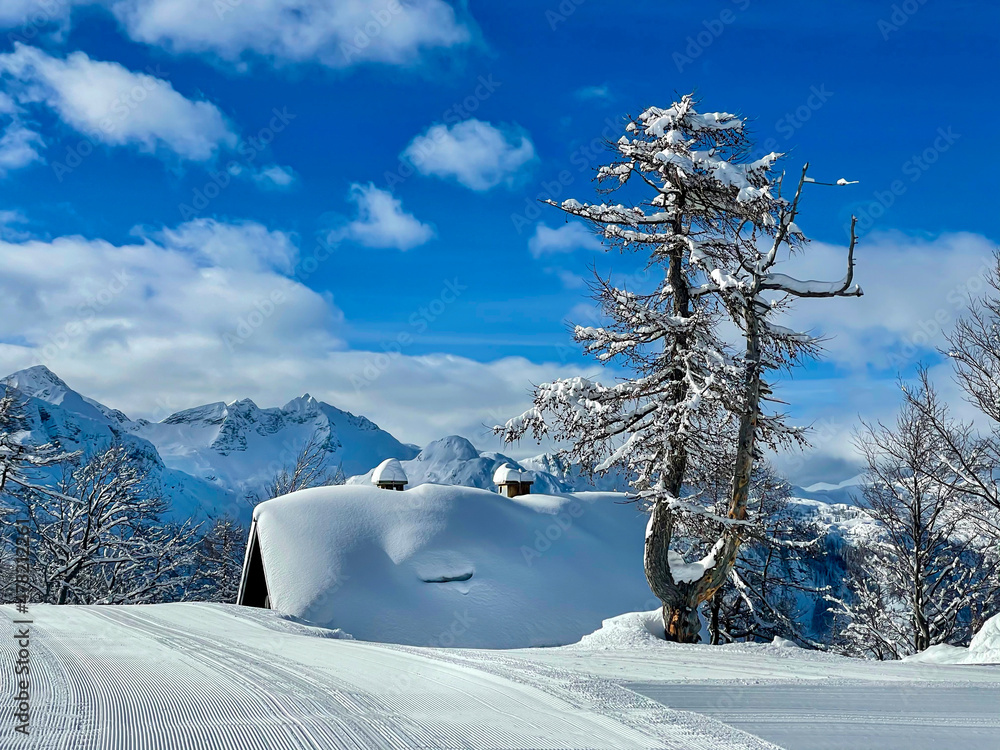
xmin=500 ymin=94 xmax=861 ymax=641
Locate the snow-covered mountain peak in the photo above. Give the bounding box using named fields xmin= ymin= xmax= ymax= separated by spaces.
xmin=413 ymin=435 xmax=480 ymax=463
xmin=3 ymin=364 xmax=70 ymax=397
xmin=161 ymin=402 xmax=229 ymax=425
xmin=281 ymin=393 xmax=322 ymax=418
xmin=3 ymin=365 xmax=119 ymax=427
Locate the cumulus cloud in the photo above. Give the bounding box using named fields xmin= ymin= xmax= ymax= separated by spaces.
xmin=0 ymin=91 xmax=42 ymax=176
xmin=331 ymin=183 xmax=434 ymax=250
xmin=402 ymin=119 xmax=536 ymax=191
xmin=528 ymin=222 xmax=603 ymax=257
xmin=0 ymin=218 xmax=594 ymax=451
xmin=0 ymin=119 xmax=43 ymax=175
xmin=0 ymin=0 xmax=81 ymax=28
xmin=107 ymin=0 xmax=473 ymax=69
xmin=155 ymin=218 xmax=300 ymax=274
xmin=0 ymin=219 xmax=343 ymax=411
xmin=0 ymin=44 xmax=237 ymax=161
xmin=770 ymin=231 xmax=997 ymax=371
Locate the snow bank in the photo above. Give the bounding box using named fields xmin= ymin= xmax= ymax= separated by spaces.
xmin=905 ymin=613 xmax=1000 ymax=665
xmin=252 ymin=484 xmax=653 ymax=648
xmin=567 ymin=609 xmax=667 ymax=650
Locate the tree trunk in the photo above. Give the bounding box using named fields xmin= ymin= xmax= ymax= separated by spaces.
xmin=709 ymin=590 xmax=722 ymax=645
xmin=664 ymin=600 xmax=702 ymax=642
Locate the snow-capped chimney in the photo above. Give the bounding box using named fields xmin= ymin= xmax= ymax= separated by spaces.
xmin=493 ymin=464 xmax=533 ymax=498
xmin=371 ymin=458 xmax=407 ymax=491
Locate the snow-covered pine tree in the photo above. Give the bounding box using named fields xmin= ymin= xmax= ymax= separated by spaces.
xmin=499 ymin=94 xmax=861 ymax=642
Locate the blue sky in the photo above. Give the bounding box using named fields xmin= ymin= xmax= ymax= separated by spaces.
xmin=0 ymin=0 xmax=996 ymax=484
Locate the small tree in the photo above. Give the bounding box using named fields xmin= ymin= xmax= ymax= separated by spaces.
xmin=0 ymin=390 xmax=76 ymax=496
xmin=11 ymin=443 xmax=199 ymax=605
xmin=249 ymin=432 xmax=344 ymax=505
xmin=500 ymin=94 xmax=861 ymax=641
xmin=836 ymin=376 xmax=1000 ymax=658
xmin=704 ymin=465 xmax=830 ymax=648
xmin=191 ymin=516 xmax=248 ymax=603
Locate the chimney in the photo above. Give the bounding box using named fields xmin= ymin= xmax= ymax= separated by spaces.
xmin=492 ymin=463 xmax=533 ymax=497
xmin=371 ymin=458 xmax=408 ymax=491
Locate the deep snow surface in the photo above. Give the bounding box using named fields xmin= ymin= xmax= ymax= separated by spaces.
xmin=4 ymin=604 xmax=1000 ymax=750
xmin=0 ymin=603 xmax=779 ymax=750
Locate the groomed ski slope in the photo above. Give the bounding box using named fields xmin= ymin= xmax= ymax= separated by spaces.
xmin=0 ymin=603 xmax=778 ymax=750
xmin=4 ymin=603 xmax=1000 ymax=750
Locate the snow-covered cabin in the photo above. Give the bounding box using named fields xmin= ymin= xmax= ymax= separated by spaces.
xmin=235 ymin=483 xmax=653 ymax=647
xmin=493 ymin=464 xmax=533 ymax=497
xmin=371 ymin=457 xmax=407 ymax=490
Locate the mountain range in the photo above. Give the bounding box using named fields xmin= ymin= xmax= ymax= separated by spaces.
xmin=0 ymin=365 xmax=626 ymax=520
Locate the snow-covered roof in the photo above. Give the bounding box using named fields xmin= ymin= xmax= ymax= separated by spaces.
xmin=249 ymin=483 xmax=650 ymax=648
xmin=371 ymin=457 xmax=407 ymax=485
xmin=493 ymin=463 xmax=532 ymax=485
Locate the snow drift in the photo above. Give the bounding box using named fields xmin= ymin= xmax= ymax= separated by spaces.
xmin=905 ymin=612 xmax=1000 ymax=665
xmin=250 ymin=483 xmax=654 ymax=648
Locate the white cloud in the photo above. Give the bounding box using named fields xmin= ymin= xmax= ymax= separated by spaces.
xmin=0 ymin=0 xmax=81 ymax=28
xmin=0 ymin=219 xmax=594 ymax=452
xmin=108 ymin=0 xmax=473 ymax=69
xmin=0 ymin=118 xmax=43 ymax=175
xmin=770 ymin=231 xmax=997 ymax=371
xmin=155 ymin=218 xmax=300 ymax=274
xmin=0 ymin=44 xmax=237 ymax=161
xmin=0 ymin=220 xmax=343 ymax=411
xmin=0 ymin=90 xmax=42 ymax=176
xmin=528 ymin=222 xmax=603 ymax=257
xmin=331 ymin=183 xmax=434 ymax=250
xmin=252 ymin=164 xmax=297 ymax=189
xmin=403 ymin=119 xmax=536 ymax=191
